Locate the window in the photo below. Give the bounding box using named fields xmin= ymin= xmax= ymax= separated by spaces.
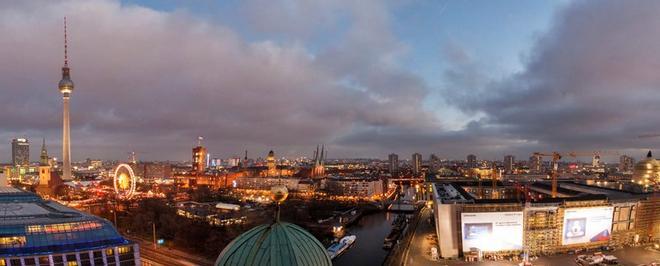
xmin=39 ymin=257 xmax=50 ymax=265
xmin=117 ymin=246 xmax=132 ymax=254
xmin=0 ymin=236 xmax=26 ymax=248
xmin=24 ymin=258 xmax=37 ymax=266
xmin=66 ymin=254 xmax=77 ymax=262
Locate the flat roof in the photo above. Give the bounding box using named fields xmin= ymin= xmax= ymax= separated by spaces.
xmin=432 ymin=180 xmax=650 ymax=205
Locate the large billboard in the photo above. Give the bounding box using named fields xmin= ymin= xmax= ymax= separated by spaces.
xmin=562 ymin=206 xmax=614 ymax=245
xmin=461 ymin=212 xmax=523 ymax=252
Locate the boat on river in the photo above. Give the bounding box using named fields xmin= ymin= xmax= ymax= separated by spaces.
xmin=327 ymin=235 xmax=357 ymax=259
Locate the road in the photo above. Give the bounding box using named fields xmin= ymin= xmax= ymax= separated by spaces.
xmin=404 ymin=207 xmax=436 ymax=266
xmin=129 ymin=236 xmax=214 ymax=266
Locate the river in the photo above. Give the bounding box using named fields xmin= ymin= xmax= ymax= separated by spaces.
xmin=333 ymin=210 xmax=395 ymax=266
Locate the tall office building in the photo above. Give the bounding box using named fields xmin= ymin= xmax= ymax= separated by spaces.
xmin=388 ymin=153 xmax=399 ymax=175
xmin=11 ymin=138 xmax=29 ymax=166
xmin=530 ymin=155 xmax=542 ymax=173
xmin=192 ymin=141 xmax=207 ymax=175
xmin=504 ymin=155 xmax=515 ymax=174
xmin=592 ymin=154 xmax=601 ymax=167
xmin=412 ymin=153 xmax=422 ymax=176
xmin=58 ymin=18 xmax=74 ymax=181
xmin=467 ymin=154 xmax=477 ymax=168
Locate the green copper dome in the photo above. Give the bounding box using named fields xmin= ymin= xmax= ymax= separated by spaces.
xmin=216 ymin=221 xmax=331 ymax=266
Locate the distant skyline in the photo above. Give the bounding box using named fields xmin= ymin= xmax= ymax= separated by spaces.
xmin=1 ymin=0 xmax=659 ymax=161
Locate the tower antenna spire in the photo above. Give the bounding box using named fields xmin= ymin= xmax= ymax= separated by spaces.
xmin=64 ymin=17 xmax=68 ymax=67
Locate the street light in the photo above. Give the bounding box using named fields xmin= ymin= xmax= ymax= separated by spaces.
xmin=152 ymin=222 xmax=157 ymax=249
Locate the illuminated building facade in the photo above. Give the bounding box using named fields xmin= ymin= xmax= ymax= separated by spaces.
xmin=324 ymin=176 xmax=383 ymax=198
xmin=431 ymin=181 xmax=658 ymax=260
xmin=266 ymin=150 xmax=277 ymax=176
xmin=192 ymin=145 xmax=207 ymax=175
xmin=632 ymin=150 xmax=660 ymax=189
xmin=11 ymin=139 xmax=29 ymax=166
xmin=0 ymin=187 xmax=140 ymax=265
xmin=311 ymin=145 xmax=326 ymax=178
xmin=36 ymin=139 xmax=62 ymax=197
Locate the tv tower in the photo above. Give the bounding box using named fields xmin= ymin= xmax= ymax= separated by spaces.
xmin=58 ymin=17 xmax=74 ymax=180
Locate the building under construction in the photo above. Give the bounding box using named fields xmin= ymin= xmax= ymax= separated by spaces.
xmin=431 ymin=180 xmax=659 ymax=260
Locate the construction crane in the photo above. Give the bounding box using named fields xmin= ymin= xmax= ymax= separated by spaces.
xmin=532 ymin=150 xmax=620 ymax=198
xmin=638 ymin=134 xmax=660 ymax=139
xmin=532 ymin=152 xmax=562 ymax=198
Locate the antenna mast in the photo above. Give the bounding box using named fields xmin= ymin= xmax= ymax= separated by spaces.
xmin=64 ymin=17 xmax=68 ymax=66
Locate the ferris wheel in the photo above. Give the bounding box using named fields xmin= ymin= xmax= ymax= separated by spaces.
xmin=113 ymin=163 xmax=137 ymax=200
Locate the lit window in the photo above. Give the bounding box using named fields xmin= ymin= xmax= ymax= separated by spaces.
xmin=0 ymin=236 xmax=26 ymax=248
xmin=67 ymin=261 xmax=78 ymax=266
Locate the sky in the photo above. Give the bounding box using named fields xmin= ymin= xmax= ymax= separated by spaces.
xmin=1 ymin=0 xmax=660 ymax=162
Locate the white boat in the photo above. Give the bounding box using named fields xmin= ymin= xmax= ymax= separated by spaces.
xmin=327 ymin=235 xmax=357 ymax=260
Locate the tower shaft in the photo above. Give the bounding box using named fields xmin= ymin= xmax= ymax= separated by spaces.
xmin=62 ymin=96 xmax=72 ymax=180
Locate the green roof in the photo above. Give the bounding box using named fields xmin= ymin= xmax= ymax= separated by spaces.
xmin=216 ymin=222 xmax=332 ymax=266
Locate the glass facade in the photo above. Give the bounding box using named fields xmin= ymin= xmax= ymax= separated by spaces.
xmin=0 ymin=220 xmax=127 ymax=255
xmin=0 ymin=189 xmax=139 ymax=265
xmin=0 ymin=244 xmax=139 ymax=266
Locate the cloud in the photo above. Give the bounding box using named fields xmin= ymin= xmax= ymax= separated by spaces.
xmin=443 ymin=0 xmax=660 ymax=159
xmin=0 ymin=0 xmax=438 ymax=161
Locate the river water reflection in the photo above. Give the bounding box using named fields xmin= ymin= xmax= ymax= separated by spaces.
xmin=333 ymin=211 xmax=394 ymax=266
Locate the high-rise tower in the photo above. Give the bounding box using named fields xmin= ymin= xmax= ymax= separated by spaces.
xmin=58 ymin=17 xmax=74 ymax=180
xmin=412 ymin=153 xmax=422 ymax=176
xmin=11 ymin=138 xmax=29 ymax=166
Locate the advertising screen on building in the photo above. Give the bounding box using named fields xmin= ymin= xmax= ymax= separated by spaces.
xmin=461 ymin=212 xmax=523 ymax=252
xmin=562 ymin=206 xmax=614 ymax=245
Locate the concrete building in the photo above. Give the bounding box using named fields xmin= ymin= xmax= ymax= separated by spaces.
xmin=233 ymin=176 xmax=311 ymax=192
xmin=134 ymin=162 xmax=172 ymax=180
xmin=530 ymin=154 xmax=543 ymax=173
xmin=11 ymin=138 xmax=29 ymax=166
xmin=388 ymin=153 xmax=399 ymax=176
xmin=324 ymin=176 xmax=383 ymax=198
xmin=431 ymin=180 xmax=658 ymax=260
xmin=504 ymin=155 xmax=515 ymax=174
xmin=467 ymin=154 xmax=477 ymax=168
xmin=0 ymin=187 xmax=140 ymax=265
xmin=412 ymin=153 xmax=422 ymax=176
xmin=619 ymin=155 xmax=635 ymax=173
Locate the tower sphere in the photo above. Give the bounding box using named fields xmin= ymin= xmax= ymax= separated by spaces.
xmin=58 ymin=72 xmax=74 ymax=94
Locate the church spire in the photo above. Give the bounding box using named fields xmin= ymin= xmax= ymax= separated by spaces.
xmin=40 ymin=138 xmax=49 ymax=166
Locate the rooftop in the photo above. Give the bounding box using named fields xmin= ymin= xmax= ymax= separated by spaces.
xmin=432 ymin=180 xmax=652 ymax=205
xmin=0 ymin=186 xmax=130 ymax=256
